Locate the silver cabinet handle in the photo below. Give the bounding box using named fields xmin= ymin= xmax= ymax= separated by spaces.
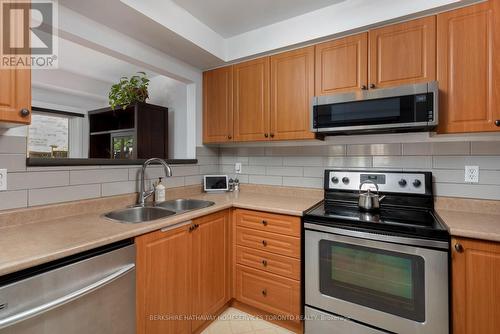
xmin=0 ymin=263 xmax=135 ymax=329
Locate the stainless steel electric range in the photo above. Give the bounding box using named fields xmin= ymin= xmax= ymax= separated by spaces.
xmin=303 ymin=170 xmax=450 ymax=334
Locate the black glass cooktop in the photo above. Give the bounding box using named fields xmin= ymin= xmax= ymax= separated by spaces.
xmin=304 ymin=201 xmax=449 ymax=241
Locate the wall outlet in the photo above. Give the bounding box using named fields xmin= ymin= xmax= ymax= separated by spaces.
xmin=464 ymin=166 xmax=479 ymax=183
xmin=235 ymin=162 xmax=242 ymax=174
xmin=0 ymin=169 xmax=7 ymax=191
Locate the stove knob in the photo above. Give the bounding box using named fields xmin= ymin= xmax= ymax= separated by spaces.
xmin=331 ymin=176 xmax=339 ymax=184
xmin=342 ymin=177 xmax=350 ymax=185
xmin=398 ymin=179 xmax=407 ymax=187
xmin=413 ymin=179 xmax=422 ymax=188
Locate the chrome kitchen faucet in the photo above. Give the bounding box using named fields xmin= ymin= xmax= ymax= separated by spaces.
xmin=138 ymin=158 xmax=172 ymax=206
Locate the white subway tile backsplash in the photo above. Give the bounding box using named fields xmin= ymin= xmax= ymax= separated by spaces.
xmin=347 ymin=144 xmax=401 ymax=156
xmin=199 ymin=164 xmax=219 ymax=175
xmin=434 ymin=183 xmax=500 ymax=200
xmin=248 ymin=175 xmax=283 ymax=186
xmin=325 ymin=156 xmax=372 ymax=168
xmin=184 ymin=175 xmax=203 ymax=186
xmin=220 ymin=147 xmax=266 ymax=156
xmin=373 ymin=156 xmax=432 ymax=169
xmin=0 ymin=154 xmax=26 ymax=172
xmin=29 ymin=184 xmax=101 ymax=206
xmin=249 ymin=156 xmax=283 ymax=166
xmin=283 ymin=156 xmax=323 ymax=167
xmin=0 ymin=136 xmax=26 ymax=154
xmin=220 ymin=156 xmax=249 ymax=165
xmin=471 ymin=142 xmax=500 ymax=155
xmin=70 ymin=169 xmax=129 ymax=185
xmin=433 ymin=156 xmax=500 ymax=170
xmin=170 ymin=165 xmax=200 ymax=177
xmin=282 ymin=176 xmax=323 ymax=189
xmin=0 ymin=190 xmax=27 ymax=210
xmin=303 ymin=167 xmax=327 ymax=178
xmin=266 ymin=166 xmax=303 ymax=177
xmin=8 ymin=171 xmax=69 ymax=190
xmin=101 ymin=181 xmax=137 ymax=197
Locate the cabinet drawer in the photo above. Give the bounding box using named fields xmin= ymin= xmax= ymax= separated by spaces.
xmin=236 ymin=246 xmax=300 ymax=280
xmin=236 ymin=265 xmax=300 ymax=321
xmin=236 ymin=227 xmax=300 ymax=259
xmin=234 ymin=209 xmax=300 ymax=237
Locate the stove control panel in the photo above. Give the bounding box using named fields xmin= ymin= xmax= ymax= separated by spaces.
xmin=327 ymin=171 xmax=428 ymax=194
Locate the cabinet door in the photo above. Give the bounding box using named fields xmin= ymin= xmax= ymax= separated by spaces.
xmin=369 ymin=16 xmax=436 ymax=89
xmin=0 ymin=68 xmax=31 ymax=124
xmin=136 ymin=226 xmax=192 ymax=334
xmin=452 ymin=237 xmax=500 ymax=334
xmin=203 ymin=66 xmax=233 ymax=143
xmin=233 ymin=57 xmax=270 ymax=142
xmin=191 ymin=210 xmax=231 ymax=332
xmin=270 ymin=46 xmax=315 ymax=140
xmin=315 ymin=33 xmax=368 ymax=95
xmin=437 ymin=1 xmax=500 ymax=133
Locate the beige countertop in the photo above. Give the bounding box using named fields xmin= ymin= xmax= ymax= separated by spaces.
xmin=435 ymin=197 xmax=500 ymax=242
xmin=0 ymin=188 xmax=321 ymax=276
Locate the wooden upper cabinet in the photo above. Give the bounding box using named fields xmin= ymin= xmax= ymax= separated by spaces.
xmin=270 ymin=46 xmax=315 ymax=140
xmin=437 ymin=1 xmax=500 ymax=133
xmin=315 ymin=33 xmax=368 ymax=95
xmin=369 ymin=16 xmax=436 ymax=89
xmin=191 ymin=210 xmax=231 ymax=332
xmin=136 ymin=226 xmax=192 ymax=334
xmin=203 ymin=66 xmax=233 ymax=143
xmin=233 ymin=57 xmax=270 ymax=141
xmin=452 ymin=237 xmax=500 ymax=334
xmin=0 ymin=69 xmax=31 ymax=125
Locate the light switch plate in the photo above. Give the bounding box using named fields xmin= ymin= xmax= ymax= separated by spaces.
xmin=0 ymin=169 xmax=7 ymax=191
xmin=464 ymin=166 xmax=479 ymax=183
xmin=235 ymin=162 xmax=242 ymax=174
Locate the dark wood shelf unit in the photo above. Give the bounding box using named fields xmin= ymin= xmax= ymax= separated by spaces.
xmin=87 ymin=102 xmax=169 ymax=160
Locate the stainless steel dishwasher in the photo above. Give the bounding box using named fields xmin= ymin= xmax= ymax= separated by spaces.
xmin=0 ymin=240 xmax=135 ymax=334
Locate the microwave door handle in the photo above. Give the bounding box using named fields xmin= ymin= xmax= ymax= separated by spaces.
xmin=0 ymin=263 xmax=135 ymax=329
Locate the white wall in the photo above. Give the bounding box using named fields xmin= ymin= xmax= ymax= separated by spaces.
xmin=148 ymin=76 xmax=189 ymax=159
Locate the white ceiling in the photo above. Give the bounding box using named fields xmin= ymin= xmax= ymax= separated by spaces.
xmin=171 ymin=0 xmax=346 ymax=37
xmin=59 ymin=0 xmax=478 ymax=70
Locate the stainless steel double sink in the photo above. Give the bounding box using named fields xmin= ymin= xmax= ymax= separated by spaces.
xmin=104 ymin=199 xmax=215 ymax=224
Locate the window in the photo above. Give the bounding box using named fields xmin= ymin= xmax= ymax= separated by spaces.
xmin=28 ymin=113 xmax=70 ymax=158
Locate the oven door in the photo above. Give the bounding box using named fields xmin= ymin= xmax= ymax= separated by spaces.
xmin=305 ymin=224 xmax=449 ymax=334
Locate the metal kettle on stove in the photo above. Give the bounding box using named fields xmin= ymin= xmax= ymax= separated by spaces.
xmin=358 ymin=180 xmax=385 ymax=211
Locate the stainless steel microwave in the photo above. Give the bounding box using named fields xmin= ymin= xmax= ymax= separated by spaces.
xmin=311 ymin=81 xmax=438 ymax=135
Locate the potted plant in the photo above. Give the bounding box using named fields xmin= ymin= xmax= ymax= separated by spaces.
xmin=108 ymin=71 xmax=150 ymax=110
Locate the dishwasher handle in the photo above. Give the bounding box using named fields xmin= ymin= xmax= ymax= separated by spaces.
xmin=0 ymin=263 xmax=135 ymax=329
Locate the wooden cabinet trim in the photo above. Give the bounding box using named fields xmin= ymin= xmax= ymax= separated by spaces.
xmin=315 ymin=32 xmax=369 ymax=95
xmin=234 ymin=208 xmax=301 ymax=237
xmin=236 ymin=245 xmax=301 ymax=280
xmin=437 ymin=1 xmax=500 ymax=133
xmin=233 ymin=57 xmax=270 ymax=142
xmin=368 ymin=16 xmax=436 ymax=88
xmin=270 ymin=46 xmax=315 ymax=140
xmin=202 ymin=66 xmax=233 ymax=143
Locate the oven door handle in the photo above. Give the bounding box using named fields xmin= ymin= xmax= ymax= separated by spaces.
xmin=0 ymin=263 xmax=135 ymax=329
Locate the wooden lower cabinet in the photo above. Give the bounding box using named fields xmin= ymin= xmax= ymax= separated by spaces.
xmin=233 ymin=209 xmax=302 ymax=331
xmin=136 ymin=224 xmax=192 ymax=334
xmin=136 ymin=210 xmax=231 ymax=334
xmin=191 ymin=210 xmax=231 ymax=332
xmin=235 ymin=265 xmax=300 ymax=321
xmin=452 ymin=237 xmax=500 ymax=334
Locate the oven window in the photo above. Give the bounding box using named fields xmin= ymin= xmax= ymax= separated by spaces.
xmin=319 ymin=240 xmax=425 ymax=322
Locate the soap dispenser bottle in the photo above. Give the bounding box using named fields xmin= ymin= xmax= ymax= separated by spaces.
xmin=155 ymin=177 xmax=166 ymax=203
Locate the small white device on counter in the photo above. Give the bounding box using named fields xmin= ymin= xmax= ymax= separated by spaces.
xmin=204 ymin=175 xmax=229 ymax=192
xmin=155 ymin=177 xmax=166 ymax=203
